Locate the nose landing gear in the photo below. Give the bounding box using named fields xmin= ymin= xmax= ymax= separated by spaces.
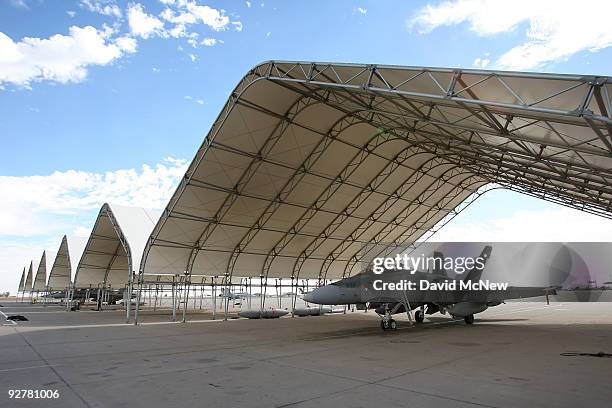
xmin=381 ymin=318 xmax=397 ymax=331
xmin=379 ymin=303 xmax=400 ymax=331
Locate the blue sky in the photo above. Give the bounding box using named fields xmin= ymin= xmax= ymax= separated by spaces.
xmin=1 ymin=0 xmax=611 ymax=291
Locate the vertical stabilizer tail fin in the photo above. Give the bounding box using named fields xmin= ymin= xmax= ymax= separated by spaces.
xmin=463 ymin=246 xmax=492 ymax=282
xmin=432 ymin=251 xmax=447 ymax=277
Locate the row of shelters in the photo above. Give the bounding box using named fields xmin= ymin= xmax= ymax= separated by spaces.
xmin=15 ymin=61 xmax=612 ymax=323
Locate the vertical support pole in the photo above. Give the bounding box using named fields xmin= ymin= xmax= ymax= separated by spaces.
xmin=66 ymin=286 xmax=73 ymax=311
xmin=199 ymin=282 xmax=203 ymax=310
xmin=96 ymin=286 xmax=102 ymax=311
xmin=212 ymin=276 xmax=217 ymax=320
xmin=126 ymin=274 xmax=133 ymax=323
xmin=134 ymin=273 xmax=143 ymax=325
xmin=291 ymin=276 xmax=299 ymax=317
xmin=260 ymin=275 xmax=269 ymax=317
xmin=223 ymin=274 xmax=230 ymax=321
xmin=248 ymin=277 xmax=252 ymax=310
xmin=182 ymin=276 xmax=190 ymax=323
xmin=154 ymin=283 xmax=159 ymax=311
xmin=171 ymin=277 xmax=177 ymax=322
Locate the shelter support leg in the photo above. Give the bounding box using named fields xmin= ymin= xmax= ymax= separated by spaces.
xmin=171 ymin=281 xmax=177 ymax=322
xmin=223 ymin=274 xmax=230 ymax=321
xmin=134 ymin=275 xmax=143 ymax=326
xmin=182 ymin=280 xmax=190 ymax=323
xmin=126 ymin=281 xmax=132 ymax=324
xmin=212 ymin=278 xmax=217 ymax=320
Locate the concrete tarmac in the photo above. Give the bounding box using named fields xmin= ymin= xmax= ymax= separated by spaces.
xmin=1 ymin=301 xmax=611 ymax=407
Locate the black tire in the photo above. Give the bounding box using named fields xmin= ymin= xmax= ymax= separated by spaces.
xmin=381 ymin=320 xmax=388 ymax=331
xmin=415 ymin=310 xmax=424 ymax=323
xmin=464 ymin=314 xmax=474 ymax=325
xmin=389 ymin=319 xmax=397 ymax=330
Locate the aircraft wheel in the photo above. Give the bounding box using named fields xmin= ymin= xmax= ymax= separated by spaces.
xmin=464 ymin=314 xmax=474 ymax=325
xmin=389 ymin=319 xmax=397 ymax=330
xmin=415 ymin=310 xmax=424 ymax=324
xmin=381 ymin=320 xmax=388 ymax=331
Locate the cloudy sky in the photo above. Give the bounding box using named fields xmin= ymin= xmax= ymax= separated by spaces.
xmin=1 ymin=0 xmax=612 ymax=292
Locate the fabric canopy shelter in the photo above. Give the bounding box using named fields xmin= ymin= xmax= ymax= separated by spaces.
xmin=23 ymin=261 xmax=34 ymax=292
xmin=140 ymin=61 xmax=612 ymax=284
xmin=32 ymin=251 xmax=53 ymax=292
xmin=17 ymin=267 xmax=25 ymax=293
xmin=73 ymin=203 xmax=160 ymax=289
xmin=47 ymin=235 xmax=87 ymax=290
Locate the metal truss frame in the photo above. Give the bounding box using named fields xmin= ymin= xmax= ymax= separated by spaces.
xmin=139 ymin=61 xmax=612 ymax=301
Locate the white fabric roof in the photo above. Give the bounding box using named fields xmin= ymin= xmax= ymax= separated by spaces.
xmin=47 ymin=235 xmax=87 ymax=290
xmin=73 ymin=203 xmax=160 ymax=288
xmin=32 ymin=251 xmax=52 ymax=291
xmin=18 ymin=267 xmax=25 ymax=292
xmin=23 ymin=261 xmax=34 ymax=292
xmin=140 ymin=61 xmax=612 ymax=282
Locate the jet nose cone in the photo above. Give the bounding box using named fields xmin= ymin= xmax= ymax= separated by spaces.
xmin=303 ymin=285 xmax=340 ymax=305
xmin=303 ymin=291 xmax=315 ymax=303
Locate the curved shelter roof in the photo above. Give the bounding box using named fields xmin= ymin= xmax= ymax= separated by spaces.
xmin=32 ymin=251 xmax=51 ymax=291
xmin=141 ymin=61 xmax=612 ymax=282
xmin=18 ymin=267 xmax=25 ymax=293
xmin=73 ymin=204 xmax=160 ymax=288
xmin=23 ymin=261 xmax=34 ymax=292
xmin=47 ymin=235 xmax=87 ymax=290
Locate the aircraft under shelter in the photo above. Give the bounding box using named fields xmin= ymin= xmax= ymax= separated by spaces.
xmin=133 ymin=61 xmax=611 ymax=320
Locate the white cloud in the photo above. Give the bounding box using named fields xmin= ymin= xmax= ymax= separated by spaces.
xmin=115 ymin=36 xmax=137 ymax=53
xmin=356 ymin=7 xmax=367 ymax=15
xmin=0 ymin=157 xmax=188 ymax=238
xmin=158 ymin=1 xmax=235 ymax=44
xmin=0 ymin=157 xmax=188 ymax=291
xmin=72 ymin=226 xmax=92 ymax=237
xmin=246 ymin=1 xmax=251 ymax=7
xmin=188 ymin=53 xmax=197 ymax=61
xmin=0 ymin=26 xmax=136 ymax=86
xmin=184 ymin=2 xmax=229 ymax=31
xmin=2 ymin=1 xmax=241 ymax=88
xmin=184 ymin=95 xmax=204 ymax=104
xmin=128 ymin=3 xmax=165 ymax=39
xmin=80 ymin=0 xmax=122 ymax=19
xmin=473 ymin=56 xmax=490 ymax=68
xmin=201 ymin=37 xmax=218 ymax=46
xmin=9 ymin=0 xmax=29 ymax=9
xmin=409 ymin=0 xmax=612 ymax=70
xmin=434 ymin=208 xmax=612 ymax=242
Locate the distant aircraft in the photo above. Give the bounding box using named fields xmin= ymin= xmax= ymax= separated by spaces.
xmin=304 ymin=246 xmax=555 ymax=330
xmin=220 ymin=289 xmax=253 ymax=299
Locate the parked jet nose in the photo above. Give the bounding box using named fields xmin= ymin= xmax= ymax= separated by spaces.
xmin=303 ymin=285 xmax=341 ymax=305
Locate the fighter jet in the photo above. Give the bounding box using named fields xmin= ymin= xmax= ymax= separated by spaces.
xmin=303 ymin=246 xmax=555 ymax=330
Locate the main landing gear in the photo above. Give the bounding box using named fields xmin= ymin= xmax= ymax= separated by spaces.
xmin=464 ymin=314 xmax=475 ymax=324
xmin=381 ymin=318 xmax=397 ymax=331
xmin=415 ymin=309 xmax=425 ymax=324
